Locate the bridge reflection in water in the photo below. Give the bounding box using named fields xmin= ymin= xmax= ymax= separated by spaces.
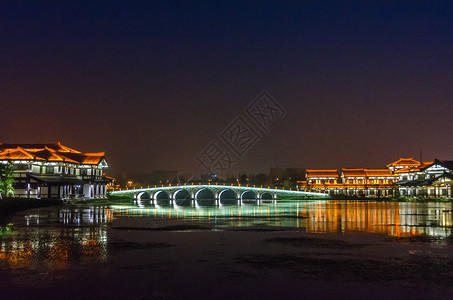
xmin=111 ymin=200 xmax=453 ymax=238
xmin=1 ymin=201 xmax=452 ymax=267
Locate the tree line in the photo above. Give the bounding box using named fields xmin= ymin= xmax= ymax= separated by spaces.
xmin=0 ymin=162 xmax=15 ymax=199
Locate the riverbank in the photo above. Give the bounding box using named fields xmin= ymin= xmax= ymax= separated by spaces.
xmin=0 ymin=197 xmax=131 ymax=222
xmin=0 ymin=198 xmax=62 ymax=219
xmin=329 ymin=195 xmax=453 ymax=202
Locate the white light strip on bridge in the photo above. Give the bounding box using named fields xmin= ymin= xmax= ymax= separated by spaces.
xmin=111 ymin=184 xmax=329 ymax=197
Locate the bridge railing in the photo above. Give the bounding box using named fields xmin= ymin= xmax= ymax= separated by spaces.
xmin=111 ymin=182 xmax=327 ymax=194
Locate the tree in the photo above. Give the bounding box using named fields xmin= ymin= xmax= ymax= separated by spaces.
xmin=0 ymin=162 xmax=15 ymax=199
xmin=238 ymin=173 xmax=248 ymax=185
xmin=254 ymin=173 xmax=267 ymax=185
xmin=223 ymin=175 xmax=235 ymax=184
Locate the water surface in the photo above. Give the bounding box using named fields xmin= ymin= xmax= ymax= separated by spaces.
xmin=1 ymin=200 xmax=453 ymax=299
xmin=1 ymin=200 xmax=451 ymax=266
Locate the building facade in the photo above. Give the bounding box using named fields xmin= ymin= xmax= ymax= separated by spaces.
xmin=298 ymin=168 xmax=398 ymax=197
xmin=396 ymin=159 xmax=453 ymax=198
xmin=341 ymin=169 xmax=399 ymax=197
xmin=0 ymin=143 xmax=111 ymax=200
xmin=297 ymin=157 xmax=453 ymax=199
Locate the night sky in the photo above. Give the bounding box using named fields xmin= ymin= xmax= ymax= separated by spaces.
xmin=2 ymin=1 xmax=453 ymax=177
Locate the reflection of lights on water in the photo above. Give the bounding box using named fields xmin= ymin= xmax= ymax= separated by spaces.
xmin=2 ymin=200 xmax=447 ymax=269
xmin=58 ymin=207 xmax=114 ymax=225
xmin=1 ymin=224 xmax=109 ymax=267
xmin=110 ymin=201 xmax=453 ymax=238
xmin=0 ymin=207 xmax=112 ymax=267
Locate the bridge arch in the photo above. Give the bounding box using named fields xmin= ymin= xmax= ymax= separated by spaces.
xmin=260 ymin=192 xmax=273 ymax=201
xmin=195 ymin=188 xmax=215 ymax=206
xmin=173 ymin=189 xmax=192 ymax=206
xmin=136 ymin=192 xmax=152 ymax=206
xmin=137 ymin=191 xmax=151 ymax=200
xmin=111 ymin=184 xmax=330 ymax=205
xmin=219 ymin=189 xmax=238 ymax=205
xmin=241 ymin=190 xmax=257 ymax=203
xmin=154 ymin=190 xmax=170 ymax=205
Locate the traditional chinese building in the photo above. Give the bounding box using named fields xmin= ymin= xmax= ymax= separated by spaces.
xmin=299 ymin=169 xmax=339 ymax=193
xmin=298 ymin=168 xmax=398 ymax=197
xmin=340 ymin=169 xmax=398 ymax=197
xmin=340 ymin=169 xmax=367 ymax=196
xmin=396 ymin=159 xmax=453 ymax=198
xmin=386 ymin=157 xmax=425 ymax=173
xmin=0 ymin=142 xmax=111 ymax=200
xmin=363 ymin=169 xmax=399 ymax=197
xmin=297 ymin=157 xmax=453 ymax=199
xmin=306 ymin=169 xmax=339 ymax=185
xmin=386 ymin=158 xmax=433 ymax=180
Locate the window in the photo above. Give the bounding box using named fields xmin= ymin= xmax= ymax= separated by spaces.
xmin=46 ymin=166 xmax=54 ymax=174
xmin=80 ymin=169 xmax=87 ymax=176
xmin=14 ymin=164 xmax=28 ymax=171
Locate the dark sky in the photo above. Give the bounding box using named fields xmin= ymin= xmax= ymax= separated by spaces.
xmin=1 ymin=1 xmax=453 ymax=176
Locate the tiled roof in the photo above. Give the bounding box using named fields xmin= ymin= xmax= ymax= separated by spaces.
xmin=341 ymin=169 xmax=366 ymax=177
xmin=364 ymin=169 xmax=398 ymax=177
xmin=81 ymin=153 xmax=105 ymax=165
xmin=0 ymin=143 xmax=105 ymax=165
xmin=422 ymin=159 xmax=453 ymax=171
xmin=60 ymin=152 xmax=105 ymax=165
xmin=386 ymin=158 xmax=421 ymax=168
xmin=0 ymin=147 xmax=41 ymax=161
xmin=394 ymin=167 xmax=415 ymax=174
xmin=394 ymin=162 xmax=434 ymax=174
xmin=397 ymin=173 xmax=453 ymax=187
xmin=0 ymin=142 xmax=81 ymax=153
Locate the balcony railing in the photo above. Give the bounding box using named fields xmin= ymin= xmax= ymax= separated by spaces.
xmin=81 ymin=175 xmax=105 ymax=181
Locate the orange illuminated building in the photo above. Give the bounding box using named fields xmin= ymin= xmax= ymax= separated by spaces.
xmin=298 ymin=157 xmax=453 ymax=199
xmin=386 ymin=157 xmax=432 ymax=173
xmin=0 ymin=142 xmax=111 ymax=200
xmin=298 ymin=168 xmax=398 ymax=197
xmin=341 ymin=168 xmax=398 ymax=197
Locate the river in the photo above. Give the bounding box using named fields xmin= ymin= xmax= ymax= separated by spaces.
xmin=1 ymin=200 xmax=452 ymax=299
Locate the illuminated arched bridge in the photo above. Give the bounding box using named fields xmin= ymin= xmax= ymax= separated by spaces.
xmin=110 ymin=184 xmax=329 ymax=206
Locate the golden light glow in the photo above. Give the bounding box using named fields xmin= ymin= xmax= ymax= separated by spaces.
xmin=0 ymin=143 xmax=105 ymax=165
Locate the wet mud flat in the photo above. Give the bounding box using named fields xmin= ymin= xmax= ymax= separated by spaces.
xmin=1 ymin=223 xmax=453 ymax=300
